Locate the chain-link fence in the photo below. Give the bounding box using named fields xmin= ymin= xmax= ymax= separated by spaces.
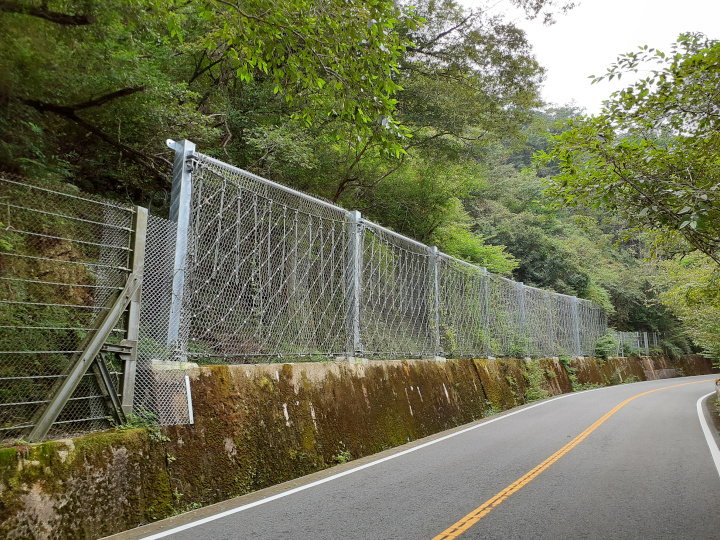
xmin=0 ymin=141 xmax=610 ymax=441
xmin=164 ymin=142 xmax=607 ymax=362
xmin=615 ymin=331 xmax=660 ymax=357
xmin=0 ymin=175 xmax=135 ymax=442
xmin=135 ymin=214 xmax=191 ymax=425
xmin=0 ymin=175 xmax=191 ymax=442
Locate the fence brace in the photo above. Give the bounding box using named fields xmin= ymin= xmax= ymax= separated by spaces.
xmin=120 ymin=207 xmax=147 ymax=413
xmin=27 ymin=206 xmax=147 ymax=440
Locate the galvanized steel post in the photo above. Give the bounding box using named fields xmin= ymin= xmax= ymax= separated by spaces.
xmin=481 ymin=267 xmax=491 ymax=357
xmin=166 ymin=139 xmax=195 ymax=351
xmin=346 ymin=210 xmax=363 ymax=357
xmin=545 ymin=292 xmax=554 ymax=356
xmin=517 ymin=282 xmax=527 ymax=356
xmin=430 ymin=246 xmax=442 ymax=356
xmin=571 ymin=296 xmax=582 ymax=357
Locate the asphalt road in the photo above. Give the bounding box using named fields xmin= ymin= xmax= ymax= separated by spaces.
xmin=108 ymin=375 xmax=720 ymax=540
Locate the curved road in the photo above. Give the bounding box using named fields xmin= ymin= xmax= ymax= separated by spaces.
xmin=108 ymin=375 xmax=720 ymax=540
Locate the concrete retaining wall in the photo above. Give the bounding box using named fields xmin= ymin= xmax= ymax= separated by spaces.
xmin=0 ymin=355 xmax=716 ymax=539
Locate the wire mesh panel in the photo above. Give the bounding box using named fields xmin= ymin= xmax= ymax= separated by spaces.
xmin=134 ymin=214 xmax=191 ymax=425
xmin=181 ymin=153 xmax=349 ymax=360
xmin=578 ymin=299 xmax=606 ymax=356
xmin=522 ymin=286 xmax=555 ymax=357
xmin=547 ymin=294 xmax=578 ymax=357
xmin=359 ymin=223 xmax=434 ymax=356
xmin=437 ymin=257 xmax=490 ymax=356
xmin=164 ymin=142 xmax=607 ymax=364
xmin=615 ymin=330 xmax=658 ymax=357
xmin=483 ymin=275 xmax=525 ymax=357
xmin=0 ymin=174 xmax=134 ymax=442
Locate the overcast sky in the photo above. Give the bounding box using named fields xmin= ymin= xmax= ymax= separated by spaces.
xmin=463 ymin=0 xmax=720 ymax=114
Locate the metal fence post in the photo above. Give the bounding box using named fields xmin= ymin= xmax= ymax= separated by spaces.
xmin=120 ymin=206 xmax=147 ymax=414
xmin=571 ymin=296 xmax=582 ymax=357
xmin=481 ymin=267 xmax=491 ymax=357
xmin=166 ymin=139 xmax=195 ymax=352
xmin=517 ymin=282 xmax=526 ymax=355
xmin=643 ymin=331 xmax=650 ymax=356
xmin=430 ymin=247 xmax=442 ymax=357
xmin=346 ymin=211 xmax=363 ymax=357
xmin=545 ymin=292 xmax=554 ymax=357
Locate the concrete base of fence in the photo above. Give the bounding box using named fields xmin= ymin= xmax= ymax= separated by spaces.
xmin=150 ymin=360 xmax=199 ymax=371
xmin=334 ymin=356 xmax=369 ymax=365
xmin=0 ymin=355 xmax=717 ymax=539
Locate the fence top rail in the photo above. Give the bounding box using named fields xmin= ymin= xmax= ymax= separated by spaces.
xmin=0 ymin=175 xmax=134 ymax=212
xmin=188 ymin=147 xmax=346 ymax=217
xmin=178 ymin=140 xmax=606 ymax=316
xmin=361 ymin=219 xmax=433 ymax=253
xmin=438 ymin=251 xmax=486 ymax=271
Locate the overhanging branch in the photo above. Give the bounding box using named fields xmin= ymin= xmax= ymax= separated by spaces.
xmin=0 ymin=0 xmax=94 ymax=25
xmin=21 ymin=86 xmax=171 ymax=179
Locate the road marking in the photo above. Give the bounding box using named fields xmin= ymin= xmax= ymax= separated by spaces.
xmin=696 ymin=391 xmax=720 ymax=479
xmin=120 ymin=390 xmax=590 ymax=539
xmin=432 ymin=379 xmax=709 ymax=540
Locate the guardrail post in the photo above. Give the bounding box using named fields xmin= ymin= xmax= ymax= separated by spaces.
xmin=571 ymin=296 xmax=582 ymax=357
xmin=166 ymin=139 xmax=195 ymax=353
xmin=430 ymin=247 xmax=442 ymax=357
xmin=120 ymin=206 xmax=147 ymax=414
xmin=346 ymin=211 xmax=363 ymax=357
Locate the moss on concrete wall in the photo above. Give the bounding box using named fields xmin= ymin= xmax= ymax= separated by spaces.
xmin=0 ymin=430 xmax=171 ymax=539
xmin=0 ymin=355 xmax=716 ymax=539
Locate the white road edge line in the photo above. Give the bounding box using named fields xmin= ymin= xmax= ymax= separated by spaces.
xmin=696 ymin=391 xmax=720 ymax=479
xmin=134 ymin=391 xmax=582 ymax=540
xmin=134 ymin=380 xmax=715 ymax=540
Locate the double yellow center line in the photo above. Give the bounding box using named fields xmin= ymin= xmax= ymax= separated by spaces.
xmin=433 ymin=380 xmax=706 ymax=540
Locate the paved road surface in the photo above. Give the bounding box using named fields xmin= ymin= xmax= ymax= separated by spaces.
xmin=108 ymin=375 xmax=720 ymax=540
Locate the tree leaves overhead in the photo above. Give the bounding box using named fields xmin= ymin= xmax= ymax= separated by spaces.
xmin=509 ymin=0 xmax=576 ymax=25
xmin=194 ymin=0 xmax=420 ymax=149
xmin=399 ymin=0 xmax=544 ymax=143
xmin=0 ymin=0 xmax=421 ymax=196
xmin=537 ymin=33 xmax=720 ymax=264
xmin=1 ymin=0 xmax=581 ymax=280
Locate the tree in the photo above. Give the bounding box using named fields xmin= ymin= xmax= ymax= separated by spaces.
xmin=654 ymin=254 xmax=720 ymax=362
xmin=537 ymin=33 xmax=720 ymax=264
xmin=0 ymin=0 xmax=421 ymax=199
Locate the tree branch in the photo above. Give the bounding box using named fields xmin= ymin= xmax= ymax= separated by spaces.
xmin=21 ymin=94 xmax=171 ymax=181
xmin=189 ymin=52 xmax=226 ymax=85
xmin=73 ymin=86 xmax=147 ymax=110
xmin=0 ymin=0 xmax=94 ymax=25
xmin=409 ymin=12 xmax=477 ymax=52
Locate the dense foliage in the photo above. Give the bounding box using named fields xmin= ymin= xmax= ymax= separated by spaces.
xmin=1 ymin=1 xmax=707 ymax=352
xmin=537 ymin=33 xmax=720 ymax=359
xmin=538 ymin=33 xmax=720 ymax=264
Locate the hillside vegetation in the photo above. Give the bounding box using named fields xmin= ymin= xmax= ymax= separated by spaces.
xmin=1 ymin=1 xmax=716 ymax=359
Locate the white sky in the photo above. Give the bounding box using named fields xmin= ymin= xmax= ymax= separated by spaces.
xmin=463 ymin=0 xmax=720 ymax=114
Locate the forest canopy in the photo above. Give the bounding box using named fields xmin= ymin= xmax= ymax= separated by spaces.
xmin=1 ymin=1 xmax=715 ymax=357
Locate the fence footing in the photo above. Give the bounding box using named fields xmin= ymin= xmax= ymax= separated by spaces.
xmin=335 ymin=356 xmax=369 ymax=365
